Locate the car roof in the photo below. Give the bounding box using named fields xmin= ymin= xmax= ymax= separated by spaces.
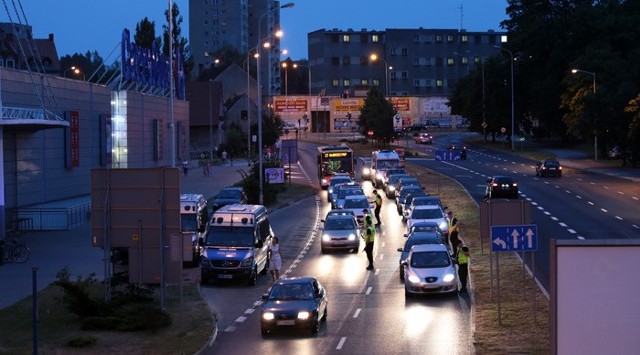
xmin=345 ymin=195 xmax=367 ymax=200
xmin=221 ymin=187 xmax=243 ymax=191
xmin=410 ymin=244 xmax=449 ymax=253
xmin=492 ymin=175 xmax=516 ymax=181
xmin=274 ymin=276 xmax=316 ymax=285
xmin=413 ymin=205 xmax=442 ymax=211
xmin=409 ymin=232 xmax=442 ymax=240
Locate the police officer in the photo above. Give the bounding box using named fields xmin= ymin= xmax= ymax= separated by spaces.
xmin=372 ymin=190 xmax=382 ymax=226
xmin=362 ymin=217 xmax=376 ymax=270
xmin=447 ymin=211 xmax=460 ymax=257
xmin=457 ymin=243 xmax=470 ymax=292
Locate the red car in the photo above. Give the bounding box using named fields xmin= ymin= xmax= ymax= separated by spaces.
xmin=414 ymin=132 xmax=433 ymax=144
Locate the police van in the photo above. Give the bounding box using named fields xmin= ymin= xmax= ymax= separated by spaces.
xmin=200 ymin=204 xmax=274 ymax=285
xmin=180 ymin=194 xmax=209 ymax=266
xmin=370 ymin=150 xmax=401 ymax=188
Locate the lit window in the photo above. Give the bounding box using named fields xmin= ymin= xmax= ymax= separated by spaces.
xmin=372 ymin=34 xmax=379 ymax=42
xmin=461 ymin=35 xmax=468 ymax=43
xmin=461 ymin=57 xmax=468 ymax=64
xmin=436 ymin=79 xmax=444 ymax=87
xmin=435 ymin=35 xmax=442 ymax=43
xmin=361 ymin=79 xmax=368 ymax=85
xmin=372 ymin=79 xmax=380 ymax=87
xmin=447 ymin=57 xmax=455 ymax=65
xmin=447 ymin=35 xmax=454 ymax=43
xmin=342 ymin=35 xmax=350 ymax=43
xmin=343 ymin=79 xmax=351 ymax=86
xmin=332 ymin=79 xmax=339 ymax=87
xmin=501 ymin=35 xmax=508 ymax=43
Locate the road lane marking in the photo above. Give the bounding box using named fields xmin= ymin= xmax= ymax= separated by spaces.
xmin=551 ymin=216 xmax=558 ymax=221
xmin=244 ymin=308 xmax=255 ymax=314
xmin=633 ymin=225 xmax=639 ymax=230
xmin=537 ymin=206 xmax=544 ymax=210
xmin=530 ymin=201 xmax=538 ymax=205
xmin=588 ymin=201 xmax=594 ymax=205
xmin=353 ymin=308 xmax=361 ymax=318
xmin=336 ymin=337 xmax=347 ymax=350
xmin=590 ymin=182 xmax=595 ymax=185
xmin=254 ymin=300 xmax=263 ymax=307
xmin=366 ymin=286 xmax=372 ymax=295
xmin=235 ymin=316 xmax=247 ymax=323
xmin=565 ymin=190 xmax=571 ymax=194
xmin=567 ymin=229 xmax=577 ymax=234
xmin=577 ymin=236 xmax=585 ymax=240
xmin=544 ymin=211 xmax=551 ymax=215
xmin=618 ymin=191 xmax=624 ymax=195
xmin=576 ymin=195 xmax=582 ymax=199
xmin=603 ymin=186 xmax=609 ymax=189
xmin=633 ymin=197 xmax=639 ymax=200
xmin=224 ymin=325 xmax=236 ymax=332
xmin=615 ymin=216 xmax=623 ymax=220
xmin=559 ymin=223 xmax=567 ymax=227
xmin=601 ymin=208 xmax=608 ymax=213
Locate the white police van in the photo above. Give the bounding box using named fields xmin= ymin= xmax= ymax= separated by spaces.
xmin=200 ymin=204 xmax=274 ymax=285
xmin=180 ymin=194 xmax=208 ymax=266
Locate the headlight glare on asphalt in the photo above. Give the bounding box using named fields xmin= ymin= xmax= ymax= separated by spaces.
xmin=348 ymin=234 xmax=356 ymax=241
xmin=443 ymin=273 xmax=455 ymax=283
xmin=262 ymin=312 xmax=274 ymax=320
xmin=408 ymin=274 xmax=421 ymax=284
xmin=376 ymin=173 xmax=384 ymax=180
xmin=297 ymin=311 xmax=310 ymax=319
xmin=363 ymin=168 xmax=370 ymax=174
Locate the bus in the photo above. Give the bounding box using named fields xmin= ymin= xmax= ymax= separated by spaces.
xmin=317 ymin=145 xmax=355 ymax=188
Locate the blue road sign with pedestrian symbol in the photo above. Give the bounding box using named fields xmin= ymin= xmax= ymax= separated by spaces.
xmin=435 ymin=150 xmax=461 ymax=161
xmin=491 ymin=225 xmax=538 ymax=252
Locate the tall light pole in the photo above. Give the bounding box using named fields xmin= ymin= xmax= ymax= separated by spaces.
xmin=208 ymin=79 xmax=214 ymax=160
xmin=468 ymin=51 xmax=487 ymax=143
xmin=257 ymin=2 xmax=294 ymax=205
xmin=571 ymin=68 xmax=597 ymax=160
xmin=369 ymin=53 xmax=390 ymax=97
xmin=495 ymin=46 xmax=515 ymax=151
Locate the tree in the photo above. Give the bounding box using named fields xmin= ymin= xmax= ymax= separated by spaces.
xmin=358 ymin=88 xmax=396 ymax=146
xmin=163 ymin=2 xmax=193 ymax=80
xmin=134 ymin=17 xmax=161 ymax=50
xmin=60 ymin=51 xmax=114 ymax=84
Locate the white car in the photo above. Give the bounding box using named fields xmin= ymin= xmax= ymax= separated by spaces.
xmin=341 ymin=195 xmax=373 ymax=226
xmin=403 ymin=244 xmax=458 ymax=297
xmin=405 ymin=205 xmax=448 ymax=233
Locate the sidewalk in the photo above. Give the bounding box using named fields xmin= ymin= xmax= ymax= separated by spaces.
xmin=0 ymin=160 xmax=248 ymax=310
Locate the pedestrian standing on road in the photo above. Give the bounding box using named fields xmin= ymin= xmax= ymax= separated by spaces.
xmin=182 ymin=160 xmax=189 ymax=177
xmin=207 ymin=161 xmax=213 ymax=176
xmin=457 ymin=243 xmax=470 ymax=292
xmin=221 ymin=150 xmax=228 ymax=165
xmin=372 ymin=190 xmax=382 ymax=226
xmin=362 ymin=218 xmax=375 ymax=270
xmin=268 ymin=237 xmax=282 ymax=282
xmin=447 ymin=211 xmax=460 ymax=257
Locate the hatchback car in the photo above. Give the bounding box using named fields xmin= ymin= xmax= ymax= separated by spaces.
xmin=397 ymin=232 xmax=445 ymax=281
xmin=404 ymin=196 xmax=446 ymax=220
xmin=260 ymin=277 xmax=328 ymax=335
xmin=384 ymin=173 xmax=411 ymax=198
xmin=485 ymin=176 xmax=519 ymax=199
xmin=405 ymin=205 xmax=448 ymax=233
xmin=415 ymin=132 xmax=434 ymax=144
xmin=211 ymin=187 xmax=247 ymax=212
xmin=321 ymin=214 xmax=360 ymax=253
xmin=535 ymin=159 xmax=562 ymax=177
xmin=402 ymin=244 xmax=458 ymax=297
xmin=327 ymin=176 xmax=352 ymax=202
xmin=341 ymin=195 xmax=372 ymax=226
xmin=333 ymin=184 xmax=364 ymax=209
xmin=399 ymin=191 xmax=429 ymax=220
xmin=396 ymin=186 xmax=425 ymax=214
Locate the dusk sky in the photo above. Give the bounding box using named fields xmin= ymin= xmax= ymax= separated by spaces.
xmin=13 ymin=0 xmax=508 ymax=62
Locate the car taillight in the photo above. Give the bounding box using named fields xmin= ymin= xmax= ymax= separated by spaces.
xmin=492 ymin=183 xmax=498 ymax=187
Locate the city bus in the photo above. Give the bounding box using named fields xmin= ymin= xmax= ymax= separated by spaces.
xmin=317 ymin=145 xmax=355 ymax=188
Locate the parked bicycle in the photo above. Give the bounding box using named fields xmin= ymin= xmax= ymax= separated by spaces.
xmin=2 ymin=239 xmax=30 ymax=264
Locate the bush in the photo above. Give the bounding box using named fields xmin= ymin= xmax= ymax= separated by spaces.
xmin=67 ymin=336 xmax=97 ymax=348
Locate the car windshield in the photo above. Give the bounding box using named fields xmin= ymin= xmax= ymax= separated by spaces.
xmin=327 ymin=210 xmax=354 ymax=217
xmin=377 ymin=159 xmax=400 ymax=168
xmin=404 ymin=236 xmax=441 ymax=252
xmin=344 ymin=198 xmax=369 ymax=209
xmin=324 ymin=218 xmax=356 ymax=230
xmin=412 ymin=209 xmax=442 ymax=219
xmin=269 ymin=283 xmax=315 ymax=301
xmin=400 ymin=188 xmax=422 ymax=198
xmin=411 ymin=225 xmax=439 ymax=234
xmin=204 ymin=226 xmax=254 ymax=247
xmin=338 ymin=188 xmax=363 ymax=199
xmin=545 ymin=161 xmax=560 ymax=167
xmin=410 ymin=251 xmax=451 ymax=268
xmin=330 ymin=178 xmax=352 ymax=187
xmin=218 ymin=190 xmax=242 ymax=199
xmin=413 ymin=198 xmax=441 ymax=208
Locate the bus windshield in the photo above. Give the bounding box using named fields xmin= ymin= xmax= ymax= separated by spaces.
xmin=322 ymin=157 xmax=353 ymax=175
xmin=205 ymin=226 xmax=255 ymax=247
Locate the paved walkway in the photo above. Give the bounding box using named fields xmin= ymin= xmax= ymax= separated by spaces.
xmin=0 ymin=160 xmax=249 ymax=310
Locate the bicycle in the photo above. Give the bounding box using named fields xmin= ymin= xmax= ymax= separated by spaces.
xmin=2 ymin=239 xmax=30 ymax=264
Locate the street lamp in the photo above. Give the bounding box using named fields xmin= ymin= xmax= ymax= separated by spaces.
xmin=63 ymin=66 xmax=85 ymax=80
xmin=495 ymin=46 xmax=515 ymax=151
xmin=257 ymin=2 xmax=294 ymax=205
xmin=571 ymin=68 xmax=597 ymax=160
xmin=369 ymin=53 xmax=391 ymax=97
xmin=468 ymin=51 xmax=487 ymax=143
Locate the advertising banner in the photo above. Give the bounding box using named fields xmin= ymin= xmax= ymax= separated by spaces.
xmin=274 ymin=99 xmax=308 ymax=112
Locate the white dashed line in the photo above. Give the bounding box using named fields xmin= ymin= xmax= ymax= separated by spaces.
xmin=615 ymin=216 xmax=623 ymax=220
xmin=537 ymin=206 xmax=544 ymax=210
xmin=633 ymin=197 xmax=639 ymax=201
xmin=601 ymin=208 xmax=608 ymax=213
xmin=353 ymin=309 xmax=361 ymax=318
xmin=565 ymin=190 xmax=571 ymax=194
xmin=244 ymin=308 xmax=255 ymax=315
xmin=365 ymin=287 xmax=372 ymax=295
xmin=254 ymin=300 xmax=263 ymax=307
xmin=576 ymin=195 xmax=582 ymax=199
xmin=618 ymin=191 xmax=624 ymax=195
xmin=544 ymin=211 xmax=551 ymax=215
xmin=567 ymin=229 xmax=577 ymax=234
xmin=225 ymin=325 xmax=236 ymax=332
xmin=551 ymin=216 xmax=559 ymax=221
xmin=577 ymin=236 xmax=586 ymax=240
xmin=633 ymin=225 xmax=639 ymax=230
xmin=590 ymin=182 xmax=596 ymax=185
xmin=235 ymin=316 xmax=247 ymax=323
xmin=588 ymin=202 xmax=594 ymax=205
xmin=603 ymin=186 xmax=610 ymax=189
xmin=530 ymin=201 xmax=538 ymax=206
xmin=336 ymin=337 xmax=347 ymax=350
xmin=559 ymin=223 xmax=567 ymax=227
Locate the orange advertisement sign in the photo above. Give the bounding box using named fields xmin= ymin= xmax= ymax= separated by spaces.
xmin=390 ymin=97 xmax=410 ymax=112
xmin=334 ymin=98 xmax=364 ymax=112
xmin=274 ymin=99 xmax=308 ymax=112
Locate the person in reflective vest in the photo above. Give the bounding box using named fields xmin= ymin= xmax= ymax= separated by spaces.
xmin=457 ymin=244 xmax=470 ymax=292
xmin=447 ymin=211 xmax=460 ymax=257
xmin=362 ymin=208 xmax=372 ymax=228
xmin=372 ymin=190 xmax=382 ymax=226
xmin=362 ymin=218 xmax=376 ymax=270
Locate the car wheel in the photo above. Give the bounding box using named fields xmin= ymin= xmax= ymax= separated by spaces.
xmin=399 ymin=266 xmax=405 ymax=282
xmin=261 ymin=326 xmax=270 ymax=337
xmin=248 ymin=267 xmax=258 ymax=286
xmin=322 ymin=306 xmax=328 ymax=321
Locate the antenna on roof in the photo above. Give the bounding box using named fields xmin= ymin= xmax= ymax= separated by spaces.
xmin=455 ymin=3 xmax=464 ymax=31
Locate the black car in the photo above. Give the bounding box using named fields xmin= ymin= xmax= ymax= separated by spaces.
xmin=535 ymin=159 xmax=562 ymax=177
xmin=485 ymin=176 xmax=518 ymax=199
xmin=384 ymin=173 xmax=411 ymax=198
xmin=211 ymin=187 xmax=247 ymax=211
xmin=260 ymin=277 xmax=328 ymax=336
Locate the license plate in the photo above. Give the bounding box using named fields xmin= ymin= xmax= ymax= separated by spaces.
xmin=218 ymin=274 xmax=233 ymax=279
xmin=277 ymin=320 xmax=295 ymax=326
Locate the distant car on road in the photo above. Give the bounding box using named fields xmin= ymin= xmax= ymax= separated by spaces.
xmin=535 ymin=159 xmax=562 ymax=177
xmin=485 ymin=176 xmax=519 ymax=199
xmin=260 ymin=277 xmax=328 ymax=336
xmin=415 ymin=132 xmax=433 ymax=144
xmin=211 ymin=187 xmax=247 ymax=212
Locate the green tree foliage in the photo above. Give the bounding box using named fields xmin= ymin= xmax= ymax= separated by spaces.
xmin=162 ymin=2 xmax=193 ymax=80
xmin=358 ymin=88 xmax=396 ymax=145
xmin=251 ymin=112 xmax=284 ymax=149
xmin=60 ymin=51 xmax=114 ymax=84
xmin=223 ymin=124 xmax=246 ymax=157
xmin=134 ymin=17 xmax=162 ymax=50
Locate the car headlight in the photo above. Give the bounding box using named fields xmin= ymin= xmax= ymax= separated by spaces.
xmin=388 ymin=185 xmax=395 ymax=191
xmin=443 ymin=273 xmax=455 ymax=283
xmin=297 ymin=311 xmax=311 ymax=320
xmin=322 ymin=234 xmax=330 ymax=242
xmin=376 ymin=173 xmax=384 ymax=180
xmin=262 ymin=312 xmax=275 ymax=320
xmin=439 ymin=221 xmax=448 ymax=230
xmin=407 ymin=274 xmax=421 ymax=284
xmin=240 ymin=256 xmax=254 ymax=267
xmin=363 ymin=168 xmax=370 ymax=174
xmin=348 ymin=234 xmax=356 ymax=241
xmin=328 ymin=188 xmax=333 ymax=193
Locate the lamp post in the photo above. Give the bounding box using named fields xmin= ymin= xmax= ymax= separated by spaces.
xmin=495 ymin=46 xmax=515 ymax=151
xmin=257 ymin=2 xmax=294 ymax=205
xmin=468 ymin=51 xmax=487 ymax=143
xmin=571 ymin=68 xmax=597 ymax=160
xmin=208 ymin=79 xmax=214 ymax=161
xmin=369 ymin=53 xmax=390 ymax=97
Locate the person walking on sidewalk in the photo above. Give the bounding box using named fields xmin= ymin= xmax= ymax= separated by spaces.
xmin=268 ymin=237 xmax=282 ymax=282
xmin=182 ymin=160 xmax=189 ymax=177
xmin=362 ymin=218 xmax=376 ymax=270
xmin=372 ymin=190 xmax=382 ymax=226
xmin=457 ymin=243 xmax=470 ymax=292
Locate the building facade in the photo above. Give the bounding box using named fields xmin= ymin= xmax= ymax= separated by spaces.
xmin=308 ymin=27 xmax=506 ymax=97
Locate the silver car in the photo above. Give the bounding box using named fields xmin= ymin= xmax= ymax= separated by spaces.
xmin=403 ymin=244 xmax=458 ymax=297
xmin=397 ymin=232 xmax=445 ymax=281
xmin=320 ymin=214 xmax=360 ymax=254
xmin=334 ymin=186 xmax=364 ymax=209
